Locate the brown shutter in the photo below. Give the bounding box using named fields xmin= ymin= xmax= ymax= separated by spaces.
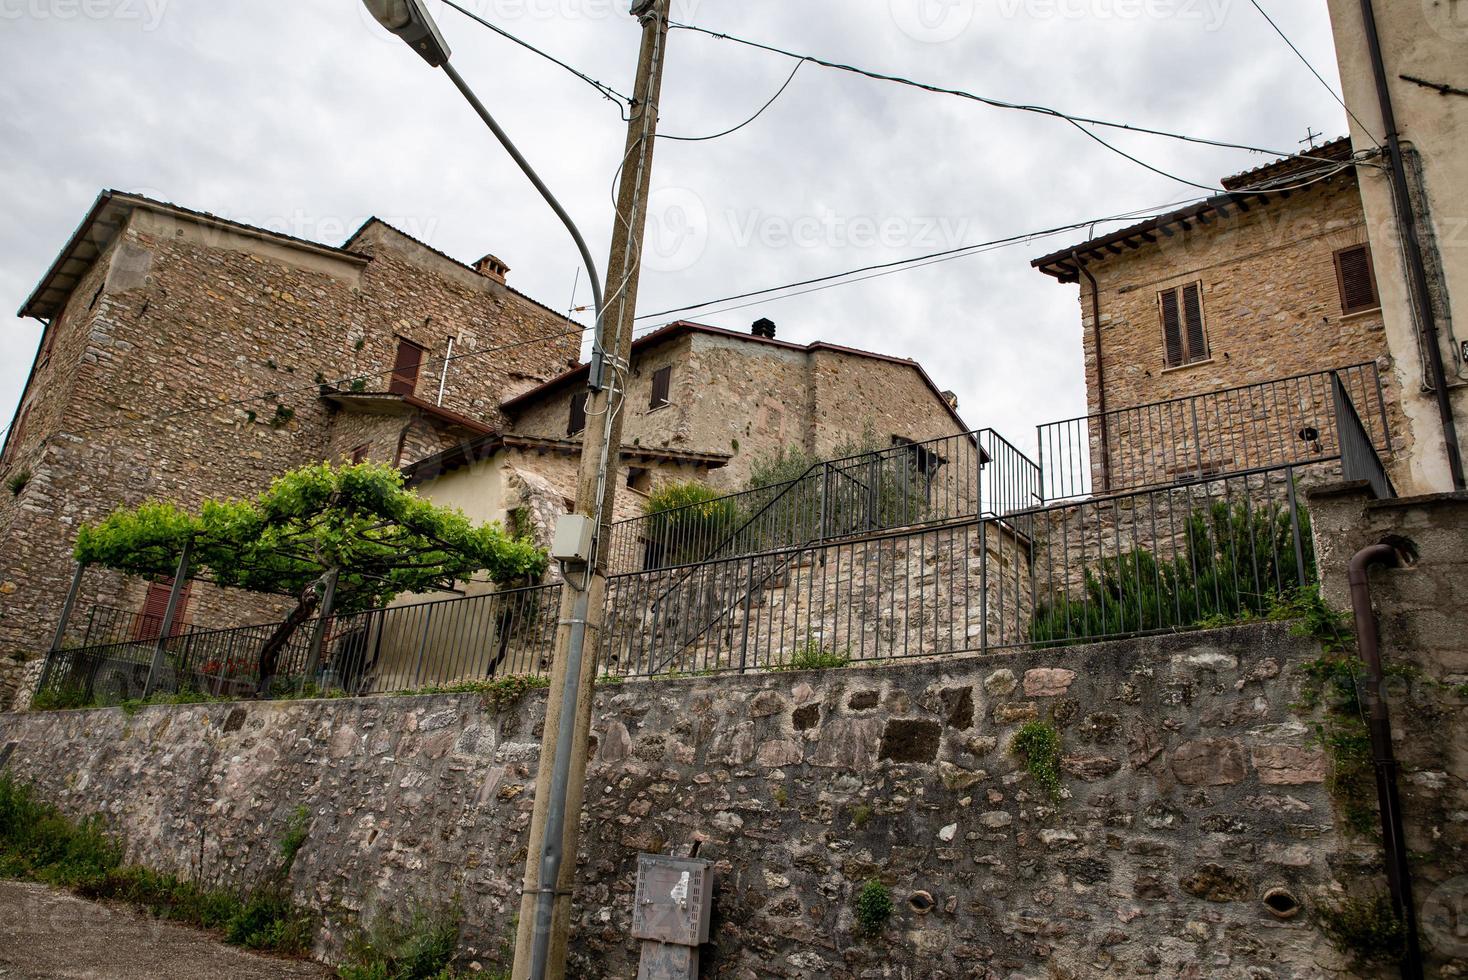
xmin=1181 ymin=283 xmax=1207 ymax=362
xmin=567 ymin=393 xmax=587 ymax=435
xmin=134 ymin=578 xmax=192 ymax=640
xmin=650 ymin=366 xmax=672 ymax=409
xmin=389 ymin=339 xmax=426 ymax=395
xmin=1159 ymin=289 xmax=1184 ymax=367
xmin=1335 ymin=244 xmax=1380 ymax=314
xmin=351 ymin=444 xmax=370 ymax=464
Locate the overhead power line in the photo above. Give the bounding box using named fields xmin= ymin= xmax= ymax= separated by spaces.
xmin=1245 ymin=0 xmax=1382 ymax=147
xmin=668 ymin=21 xmax=1366 ymax=180
xmin=660 ymin=62 xmax=804 ymax=142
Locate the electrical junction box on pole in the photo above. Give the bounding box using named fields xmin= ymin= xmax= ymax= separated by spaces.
xmin=550 ymin=514 xmax=594 ymax=565
xmin=632 ymin=854 xmax=713 ymax=979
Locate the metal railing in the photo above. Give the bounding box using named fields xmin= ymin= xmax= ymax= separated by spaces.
xmin=605 ymin=428 xmax=1041 ymax=575
xmin=598 ymin=464 xmax=1314 ymax=677
xmin=1333 ymin=373 xmax=1396 ymax=500
xmin=34 ymin=583 xmax=562 ymax=705
xmin=1037 ymin=363 xmax=1390 ymax=501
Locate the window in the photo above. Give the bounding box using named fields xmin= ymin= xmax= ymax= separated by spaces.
xmin=626 ymin=467 xmax=652 ymax=493
xmin=133 ymin=578 xmax=192 ymax=641
xmin=1159 ymin=282 xmax=1209 ymax=368
xmin=1334 ymin=243 xmax=1381 ymax=315
xmin=567 ymin=393 xmax=587 ymax=436
xmin=389 ymin=338 xmax=426 ymax=395
xmin=649 ymin=366 xmax=672 ymax=409
xmin=350 ymin=444 xmax=370 ymax=464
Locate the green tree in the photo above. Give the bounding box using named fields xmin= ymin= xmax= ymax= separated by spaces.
xmin=74 ymin=462 xmax=546 ymax=695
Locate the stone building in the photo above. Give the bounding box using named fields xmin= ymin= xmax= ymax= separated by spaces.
xmin=1031 ymin=137 xmax=1404 ymax=495
xmin=405 ymin=319 xmax=971 ymax=555
xmin=1327 ymin=0 xmax=1468 ymax=495
xmin=0 ymin=191 xmax=583 ymax=701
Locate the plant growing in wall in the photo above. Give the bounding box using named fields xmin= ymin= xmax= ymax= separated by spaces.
xmin=73 ymin=462 xmax=547 ymax=698
xmin=6 ymin=467 xmax=30 ymax=497
xmin=1010 ymin=720 xmax=1063 ymax=800
xmin=853 ymin=879 xmax=893 ymax=937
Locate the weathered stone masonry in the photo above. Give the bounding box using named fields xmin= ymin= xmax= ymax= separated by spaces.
xmin=5 ymin=622 xmax=1462 ymax=977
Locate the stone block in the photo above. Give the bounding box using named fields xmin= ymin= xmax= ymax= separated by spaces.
xmin=1170 ymin=738 xmax=1247 ymax=786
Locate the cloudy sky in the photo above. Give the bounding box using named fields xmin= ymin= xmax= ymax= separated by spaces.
xmin=0 ymin=0 xmax=1349 ymax=450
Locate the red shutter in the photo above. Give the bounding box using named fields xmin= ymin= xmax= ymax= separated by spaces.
xmin=389 ymin=339 xmax=425 ymax=395
xmin=134 ymin=579 xmax=193 ymax=640
xmin=1335 ymin=244 xmax=1380 ymax=314
xmin=1160 ymin=289 xmax=1184 ymax=368
xmin=1181 ymin=283 xmax=1207 ymax=362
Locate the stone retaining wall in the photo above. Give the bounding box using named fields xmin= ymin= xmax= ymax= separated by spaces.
xmin=2 ymin=624 xmax=1437 ymax=977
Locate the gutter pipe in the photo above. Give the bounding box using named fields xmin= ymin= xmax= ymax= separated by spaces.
xmin=1072 ymin=251 xmax=1111 ymax=492
xmin=1346 ymin=542 xmax=1424 ymax=979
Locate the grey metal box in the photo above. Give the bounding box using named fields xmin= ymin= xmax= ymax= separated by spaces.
xmin=631 ymin=854 xmax=713 ymax=947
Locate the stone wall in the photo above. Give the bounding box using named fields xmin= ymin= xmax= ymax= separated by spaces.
xmin=2 ymin=624 xmax=1441 ymax=978
xmin=0 ymin=202 xmax=580 ymax=701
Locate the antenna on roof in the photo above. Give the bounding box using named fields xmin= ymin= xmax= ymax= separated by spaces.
xmin=566 ymin=266 xmax=580 ymax=317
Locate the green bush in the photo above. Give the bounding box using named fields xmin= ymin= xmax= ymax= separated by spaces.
xmin=642 ymin=481 xmax=740 ymax=567
xmin=776 ymin=635 xmax=850 ymax=672
xmin=1030 ymin=498 xmax=1316 ymax=645
xmin=339 ymin=905 xmax=461 ymax=980
xmin=853 ymin=879 xmax=893 ymax=937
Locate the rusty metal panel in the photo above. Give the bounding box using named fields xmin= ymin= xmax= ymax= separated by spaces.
xmin=636 ymin=940 xmax=698 ymax=980
xmin=631 ymin=854 xmax=713 ymax=946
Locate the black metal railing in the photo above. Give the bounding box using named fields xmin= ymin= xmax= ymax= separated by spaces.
xmin=605 ymin=428 xmax=1041 ymax=575
xmin=1333 ymin=373 xmax=1396 ymax=500
xmin=34 ymin=583 xmax=562 ymax=705
xmin=1037 ymin=363 xmax=1390 ymax=501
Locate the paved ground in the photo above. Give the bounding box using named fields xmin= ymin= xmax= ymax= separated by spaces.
xmin=0 ymin=881 xmax=331 ymax=979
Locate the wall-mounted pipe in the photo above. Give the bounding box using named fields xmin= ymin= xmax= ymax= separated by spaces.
xmin=1347 ymin=542 xmax=1424 ymax=979
xmin=1072 ymin=251 xmax=1111 ymax=492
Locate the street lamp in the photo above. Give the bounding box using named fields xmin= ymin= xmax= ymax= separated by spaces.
xmin=362 ymin=0 xmax=452 ymax=66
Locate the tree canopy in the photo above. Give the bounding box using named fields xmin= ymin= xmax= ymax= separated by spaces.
xmin=74 ymin=462 xmax=546 ymax=615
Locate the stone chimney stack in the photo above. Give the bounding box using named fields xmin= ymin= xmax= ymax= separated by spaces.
xmin=475 ymin=254 xmax=510 ymax=284
xmin=751 ymin=317 xmax=777 ymax=340
xmin=942 ymin=390 xmax=959 ymax=410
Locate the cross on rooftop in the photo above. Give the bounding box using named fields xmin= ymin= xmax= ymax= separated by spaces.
xmin=1300 ymin=127 xmax=1323 ymax=149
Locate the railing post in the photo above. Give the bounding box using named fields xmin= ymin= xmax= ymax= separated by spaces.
xmin=819 ymin=463 xmax=831 ymax=542
xmin=37 ymin=561 xmax=87 ymax=694
xmin=1286 ymin=466 xmax=1308 ymax=589
xmin=738 ymin=556 xmax=755 ymax=674
xmin=411 ymin=604 xmax=434 ymax=688
xmin=301 ymin=566 xmax=340 ymax=693
xmin=143 ymin=536 xmax=194 ymax=699
xmin=979 ymin=518 xmax=990 ymax=655
xmin=1371 ymin=363 xmax=1391 ymax=452
xmin=1190 ymin=399 xmax=1205 ymax=479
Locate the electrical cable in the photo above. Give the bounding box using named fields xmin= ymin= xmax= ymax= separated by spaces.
xmin=669 ymin=21 xmax=1366 ymax=171
xmin=659 ymin=62 xmax=803 ymax=142
xmin=441 ymin=0 xmax=632 ymax=109
xmin=1246 ymin=0 xmax=1383 ymax=147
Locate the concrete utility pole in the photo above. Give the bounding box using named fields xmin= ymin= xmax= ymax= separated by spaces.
xmin=512 ymin=2 xmax=672 ymax=977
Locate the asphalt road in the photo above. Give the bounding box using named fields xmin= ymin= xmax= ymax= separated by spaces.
xmin=0 ymin=881 xmax=330 ymax=979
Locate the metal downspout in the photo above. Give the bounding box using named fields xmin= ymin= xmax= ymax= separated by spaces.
xmin=1356 ymin=0 xmax=1465 ymax=490
xmin=1073 ymin=252 xmax=1111 ymax=492
xmin=1346 ymin=542 xmax=1424 ymax=979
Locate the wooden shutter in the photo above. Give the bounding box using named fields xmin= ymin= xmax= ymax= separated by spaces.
xmin=134 ymin=578 xmax=192 ymax=640
xmin=567 ymin=393 xmax=587 ymax=435
xmin=1160 ymin=289 xmax=1184 ymax=367
xmin=389 ymin=339 xmax=426 ymax=395
xmin=1181 ymin=283 xmax=1207 ymax=362
xmin=350 ymin=444 xmax=370 ymax=464
xmin=1335 ymin=244 xmax=1380 ymax=314
xmin=650 ymin=366 xmax=672 ymax=409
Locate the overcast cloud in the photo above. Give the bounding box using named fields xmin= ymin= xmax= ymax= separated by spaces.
xmin=0 ymin=0 xmax=1349 ymax=452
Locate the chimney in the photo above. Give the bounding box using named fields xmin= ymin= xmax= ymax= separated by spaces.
xmin=751 ymin=317 xmax=777 ymax=340
xmin=942 ymin=390 xmax=959 ymax=410
xmin=475 ymin=254 xmax=510 ymax=284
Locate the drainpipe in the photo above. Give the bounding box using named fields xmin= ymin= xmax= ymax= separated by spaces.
xmin=436 ymin=335 xmax=454 ymax=406
xmin=1072 ymin=251 xmax=1111 ymax=492
xmin=1357 ymin=0 xmax=1465 ymax=491
xmin=1346 ymin=542 xmax=1424 ymax=979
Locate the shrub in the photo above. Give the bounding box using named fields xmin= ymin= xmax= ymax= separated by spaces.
xmin=1010 ymin=721 xmax=1063 ymax=800
xmin=1030 ymin=498 xmax=1316 ymax=645
xmin=6 ymin=467 xmax=31 ymax=496
xmin=340 ymin=905 xmax=461 ymax=980
xmin=777 ymin=635 xmax=850 ymax=671
xmin=642 ymin=481 xmax=740 ymax=567
xmin=853 ymin=879 xmax=893 ymax=937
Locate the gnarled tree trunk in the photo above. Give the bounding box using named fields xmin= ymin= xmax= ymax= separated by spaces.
xmin=255 ymin=573 xmax=329 ymax=698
